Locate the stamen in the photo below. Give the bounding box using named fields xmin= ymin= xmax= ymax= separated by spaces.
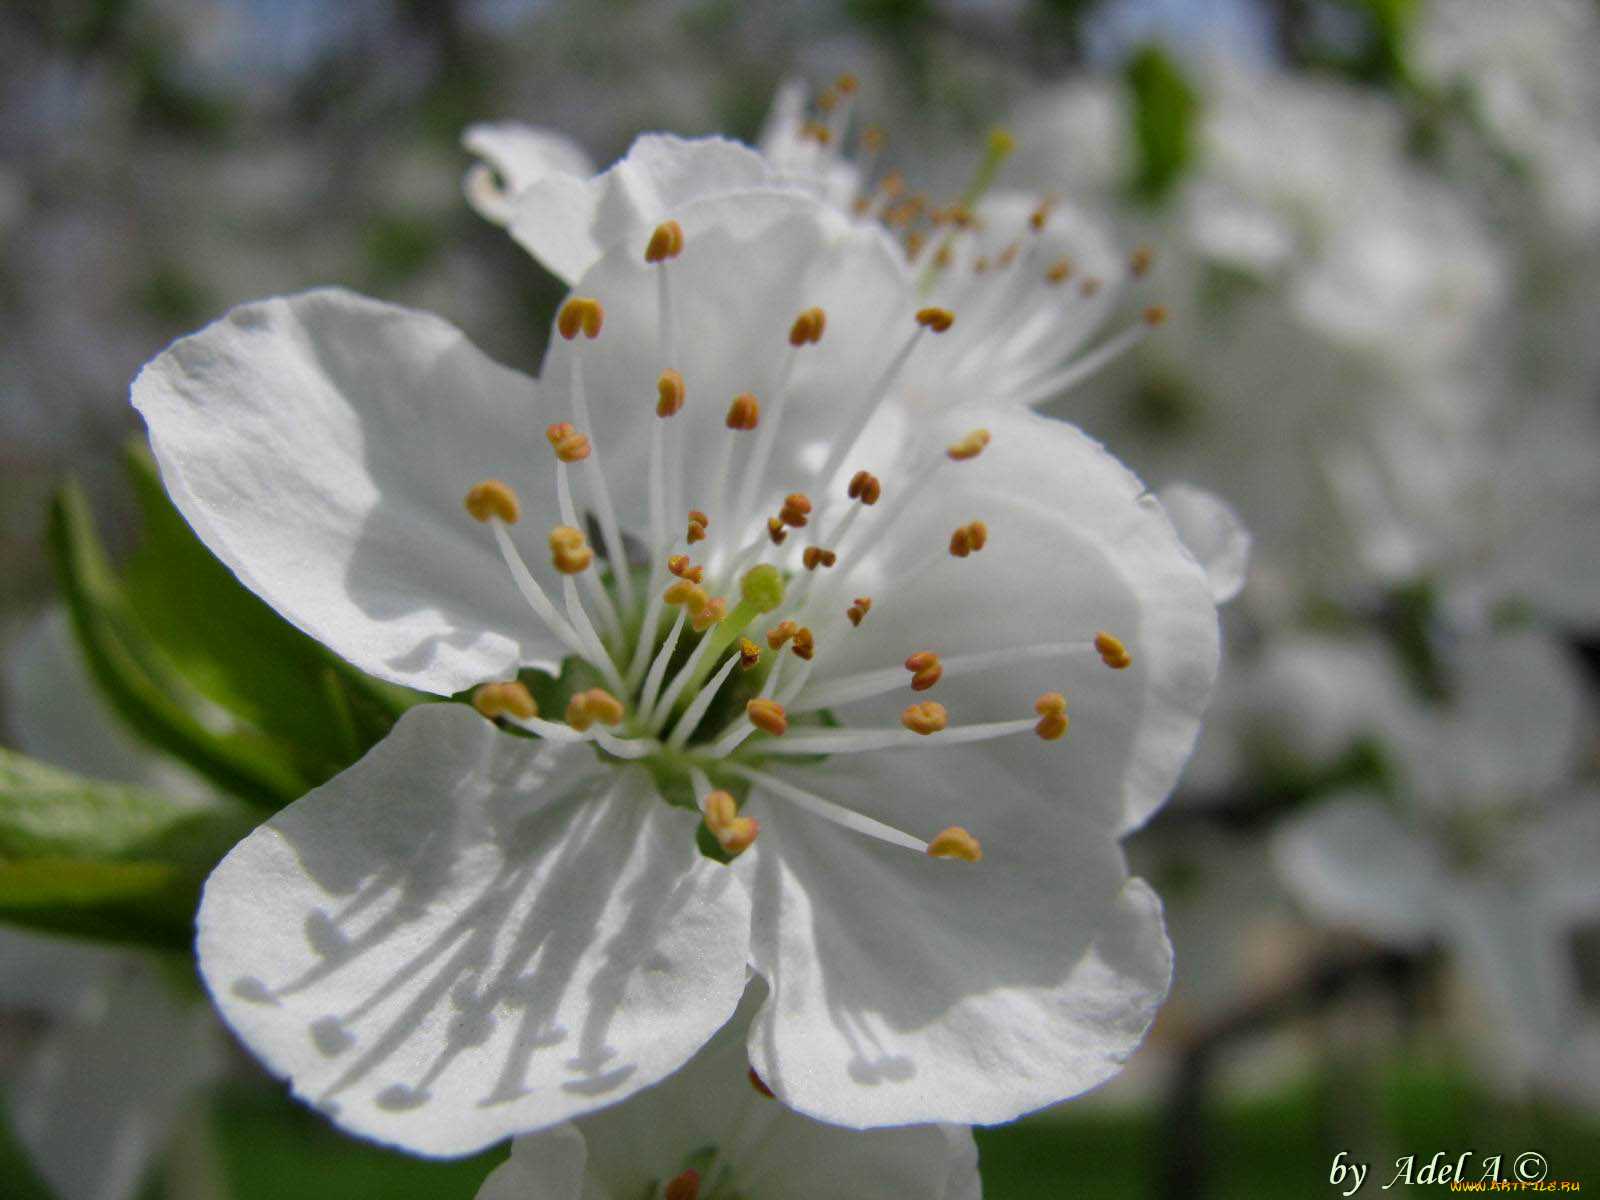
xmin=1130 ymin=246 xmax=1153 ymax=277
xmin=1009 ymin=313 xmax=1158 ymax=407
xmin=788 ymin=307 xmax=826 ymax=346
xmin=557 ymin=297 xmax=604 ymax=340
xmin=904 ymin=651 xmax=942 ymax=691
xmin=636 ymin=608 xmax=687 ymax=719
xmin=1045 ymin=258 xmax=1074 ymax=285
xmin=656 ymin=368 xmax=686 ymax=417
xmin=901 ymin=701 xmax=948 ymax=734
xmin=739 ymin=638 xmax=761 ymax=668
xmin=690 ymin=595 xmax=727 ymax=633
xmin=1143 ymin=304 xmax=1167 ymax=326
xmin=847 ymin=470 xmax=882 ymax=504
xmin=747 ymin=698 xmax=788 ymax=736
xmin=766 ymin=620 xmax=798 ymax=650
xmin=701 ymin=789 xmax=759 ymax=857
xmin=644 ymin=220 xmax=685 ymax=263
xmin=471 ymin=680 xmax=537 ymax=721
xmin=816 ymin=311 xmax=949 ymax=486
xmin=948 ymin=520 xmax=988 ymax=557
xmin=464 ymin=479 xmax=520 ymax=524
xmin=945 ymin=428 xmax=991 ymax=461
xmin=1034 ymin=691 xmax=1069 ymax=740
xmin=791 ymin=627 xmax=815 ymax=660
xmin=725 ymin=392 xmax=760 ymax=431
xmin=731 ymin=765 xmax=930 ymax=854
xmin=663 ymin=578 xmax=710 ymax=616
xmin=687 ymin=509 xmax=709 ymax=544
xmin=549 ymin=525 xmax=593 ymax=574
xmin=565 ymin=688 xmax=624 ymax=732
xmin=545 ymin=421 xmax=591 ymax=463
xmin=846 ymin=596 xmax=872 ymax=626
xmin=801 ymin=546 xmax=836 ymax=570
xmin=777 ymin=492 xmax=811 ymax=528
xmin=927 ymin=826 xmax=982 ymax=862
xmin=666 ymin=650 xmax=742 ymax=749
xmin=667 ymin=554 xmax=703 ymax=582
xmin=1080 ymin=276 xmax=1102 ymax=297
xmin=1094 ymin=631 xmax=1132 ymax=669
xmin=915 ymin=306 xmax=956 ymax=332
xmin=486 ymin=521 xmax=585 ymax=657
xmin=766 ymin=518 xmax=788 ymax=545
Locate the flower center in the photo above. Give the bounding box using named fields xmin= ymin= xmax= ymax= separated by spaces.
xmin=462 ymin=221 xmax=1134 ymax=864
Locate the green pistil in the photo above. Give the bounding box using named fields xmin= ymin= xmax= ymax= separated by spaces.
xmin=675 ymin=565 xmax=784 ymax=701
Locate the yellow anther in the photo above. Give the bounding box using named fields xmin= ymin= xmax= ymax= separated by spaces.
xmin=544 ymin=421 xmax=591 ymax=463
xmin=847 ymin=470 xmax=882 ymax=505
xmin=726 ymin=392 xmax=760 ymax=431
xmin=549 ymin=525 xmax=593 ymax=574
xmin=667 ymin=554 xmax=703 ymax=583
xmin=880 ymin=169 xmax=905 ymax=198
xmin=690 ymin=595 xmax=727 ymax=632
xmin=904 ymin=230 xmax=926 ymax=259
xmin=557 ymin=296 xmax=604 ymax=340
xmin=884 ymin=199 xmax=919 ymax=227
xmin=846 ymin=596 xmax=872 ymax=626
xmin=1130 ymin=246 xmax=1153 ymax=277
xmin=802 ymin=119 xmax=832 ymax=145
xmin=1094 ymin=631 xmax=1132 ymax=670
xmin=464 ymin=479 xmax=520 ymax=524
xmin=1045 ymin=258 xmax=1074 ymax=285
xmin=904 ymin=651 xmax=943 ymax=692
xmin=973 ymin=255 xmax=990 ymax=275
xmin=766 ymin=619 xmax=798 ymax=650
xmin=778 ymin=492 xmax=812 ymax=528
xmin=644 ymin=219 xmax=685 ymax=263
xmin=817 ymin=87 xmax=839 ymax=114
xmin=927 ymin=825 xmax=982 ymax=862
xmin=565 ymin=688 xmax=624 ymax=731
xmin=948 ymin=520 xmax=989 ymax=558
xmin=664 ymin=1168 xmax=701 ymax=1200
xmin=835 ymin=72 xmax=858 ymax=94
xmin=945 ymin=203 xmax=976 ymax=229
xmin=788 ymin=306 xmax=826 ymax=347
xmin=747 ymin=698 xmax=788 ymax=736
xmin=932 ymin=243 xmax=954 ymax=271
xmin=1029 ymin=201 xmax=1053 ymax=232
xmin=861 ymin=124 xmax=886 ymax=152
xmin=766 ymin=517 xmax=789 ymax=546
xmin=664 ymin=579 xmax=710 ymax=617
xmin=945 ymin=429 xmax=991 ymax=461
xmin=687 ymin=509 xmax=709 ymax=544
xmin=901 ymin=701 xmax=948 ymax=735
xmin=1034 ymin=691 xmax=1069 ymax=741
xmin=739 ymin=638 xmax=762 ymax=669
xmin=915 ymin=307 xmax=955 ymax=333
xmin=703 ymin=789 xmax=760 ymax=857
xmin=801 ymin=546 xmax=836 ymax=571
xmin=987 ymin=126 xmax=1016 ymax=157
xmin=1080 ymin=276 xmax=1102 ymax=297
xmin=656 ymin=368 xmax=686 ymax=418
xmin=471 ymin=680 xmax=538 ymax=722
xmin=791 ymin=626 xmax=815 ymax=661
xmin=748 ymin=1067 xmax=776 ymax=1099
xmin=998 ymin=241 xmax=1020 ymax=268
xmin=1143 ymin=304 xmax=1168 ymax=326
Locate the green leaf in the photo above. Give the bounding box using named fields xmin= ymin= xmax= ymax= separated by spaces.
xmin=0 ymin=747 xmax=254 ymax=948
xmin=1125 ymin=44 xmax=1197 ymax=202
xmin=48 ymin=479 xmax=310 ymax=808
xmin=119 ymin=444 xmax=415 ymax=783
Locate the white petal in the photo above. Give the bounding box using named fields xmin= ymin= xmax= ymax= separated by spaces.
xmin=474 ymin=1123 xmax=589 ymax=1200
xmin=1271 ymin=795 xmax=1444 ymax=946
xmin=508 ymin=135 xmax=779 ymax=284
xmin=809 ymin=405 xmax=1219 ymax=835
xmin=462 ymin=123 xmax=596 ymax=227
xmin=6 ymin=946 xmax=221 ymax=1200
xmin=1155 ymin=482 xmax=1251 ymax=603
xmin=501 ymin=980 xmax=983 ymax=1199
xmin=196 ymin=703 xmax=750 ymax=1156
xmin=133 ymin=288 xmax=576 ymax=694
xmin=736 ymin=750 xmax=1172 ymax=1128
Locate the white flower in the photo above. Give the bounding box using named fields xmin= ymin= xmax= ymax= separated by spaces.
xmin=134 ymin=158 xmax=1218 ymax=1155
xmin=478 ymin=979 xmax=981 ymax=1200
xmin=1272 ymin=628 xmax=1600 ymax=1092
xmin=1 ymin=611 xmax=224 ymax=1200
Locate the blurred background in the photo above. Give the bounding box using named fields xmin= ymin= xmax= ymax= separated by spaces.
xmin=2 ymin=0 xmax=1597 ymax=1196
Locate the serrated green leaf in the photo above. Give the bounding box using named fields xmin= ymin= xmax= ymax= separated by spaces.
xmin=48 ymin=479 xmax=309 ymax=808
xmin=1126 ymin=44 xmax=1196 ymax=202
